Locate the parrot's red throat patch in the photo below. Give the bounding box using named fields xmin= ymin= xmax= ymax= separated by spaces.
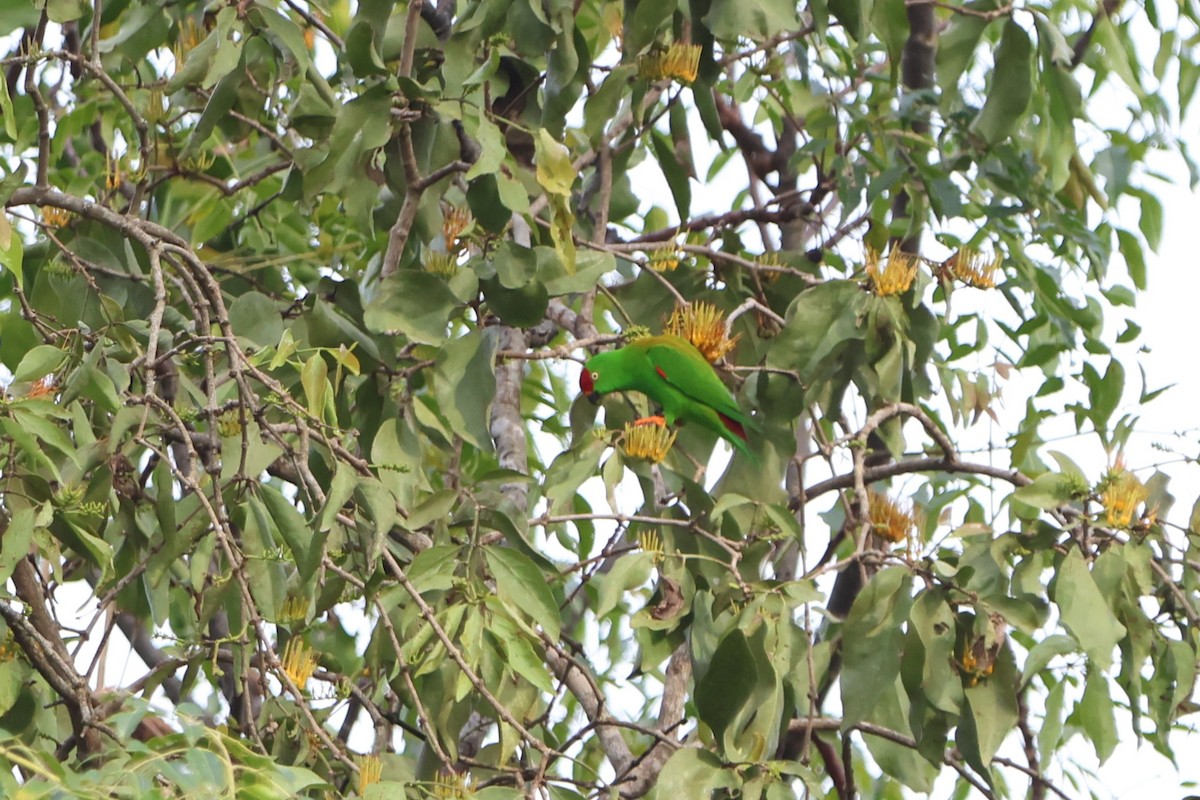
xmin=718 ymin=413 xmax=747 ymax=442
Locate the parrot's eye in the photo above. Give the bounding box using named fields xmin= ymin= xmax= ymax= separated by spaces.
xmin=590 ymin=371 xmax=599 ymax=382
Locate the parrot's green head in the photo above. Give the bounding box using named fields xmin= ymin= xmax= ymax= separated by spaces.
xmin=580 ymin=349 xmax=625 ymax=403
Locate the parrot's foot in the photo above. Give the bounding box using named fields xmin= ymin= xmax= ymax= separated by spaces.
xmin=632 ymin=415 xmax=667 ymax=427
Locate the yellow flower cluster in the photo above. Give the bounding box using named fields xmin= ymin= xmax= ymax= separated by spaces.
xmin=279 ymin=594 xmax=309 ymax=624
xmin=638 ymin=528 xmax=663 ymax=563
xmin=647 ymin=247 xmax=683 ymax=272
xmin=356 ymin=754 xmax=382 ymax=795
xmin=442 ymin=205 xmax=473 ymax=251
xmin=756 ymin=251 xmax=783 ymax=282
xmin=423 ymin=250 xmax=459 ymax=277
xmin=40 ymin=206 xmax=72 ymax=229
xmin=1101 ymin=468 xmax=1147 ymax=528
xmin=173 ymin=18 xmax=203 ymax=65
xmin=281 ymin=637 xmax=319 ymax=690
xmin=620 ymin=420 xmax=677 ymax=463
xmin=638 ymin=43 xmax=702 ymax=84
xmin=867 ymin=490 xmax=919 ymax=544
xmin=664 ymin=302 xmax=738 ymax=363
xmin=945 ymin=248 xmax=1002 ymax=288
xmin=865 ymin=246 xmax=919 ymax=296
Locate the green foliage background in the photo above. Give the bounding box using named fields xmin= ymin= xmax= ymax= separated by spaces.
xmin=0 ymin=0 xmax=1197 ymax=797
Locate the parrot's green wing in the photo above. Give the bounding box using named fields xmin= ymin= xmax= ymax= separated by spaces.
xmin=642 ymin=336 xmax=757 ymax=430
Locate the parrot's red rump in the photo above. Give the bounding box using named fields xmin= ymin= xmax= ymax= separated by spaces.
xmin=655 ymin=366 xmax=668 ymax=381
xmin=718 ymin=412 xmax=747 ymax=442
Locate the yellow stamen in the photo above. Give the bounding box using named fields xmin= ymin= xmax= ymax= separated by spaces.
xmin=181 ymin=150 xmax=215 ymax=172
xmin=638 ymin=528 xmax=663 ymax=564
xmin=173 ymin=18 xmax=203 ymax=65
xmin=867 ymin=491 xmax=919 ymax=544
xmin=1101 ymin=468 xmax=1147 ymax=528
xmin=620 ymin=421 xmax=677 ymax=463
xmin=945 ymin=248 xmax=1001 ymax=288
xmin=40 ymin=206 xmax=72 ymax=229
xmin=663 ymin=43 xmax=702 ymax=84
xmin=105 ymin=154 xmax=122 ymax=190
xmin=638 ymin=43 xmax=701 ymax=84
xmin=280 ymin=594 xmax=309 ymax=624
xmin=865 ymin=246 xmax=919 ymax=296
xmin=442 ymin=206 xmax=473 ymax=251
xmin=424 ymin=250 xmax=459 ymax=277
xmin=756 ymin=252 xmax=783 ymax=282
xmin=432 ymin=771 xmax=472 ymax=798
xmin=602 ymin=3 xmax=624 ymax=44
xmin=356 ymin=754 xmax=382 ymax=794
xmin=281 ymin=637 xmax=319 ymax=691
xmin=647 ymin=246 xmax=684 ymax=272
xmin=664 ymin=302 xmax=738 ymax=363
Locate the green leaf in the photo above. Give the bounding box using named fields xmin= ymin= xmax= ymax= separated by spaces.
xmin=1138 ymin=191 xmax=1164 ymax=251
xmin=862 ymin=675 xmax=937 ymax=792
xmin=1078 ymin=666 xmax=1118 ymax=762
xmin=829 ymin=0 xmax=871 ymax=41
xmin=0 ymin=505 xmax=48 ymax=584
xmin=694 ymin=628 xmax=759 ymax=743
xmin=364 ymin=270 xmax=461 ymax=345
xmin=541 ymin=435 xmax=607 ymax=515
xmin=907 ymin=590 xmax=963 ymax=714
xmin=534 ymin=129 xmax=575 ymax=196
xmin=185 ymin=56 xmax=242 ymax=154
xmin=258 ymin=483 xmax=322 ymax=583
xmin=1011 ymin=472 xmax=1077 ymax=510
xmin=937 ymin=12 xmax=991 ymax=101
xmin=1053 ymin=548 xmax=1126 ymax=669
xmin=972 ymin=19 xmax=1033 ymax=143
xmin=0 ymin=213 xmax=23 ymax=289
xmin=703 ymin=0 xmax=800 ymax=41
xmin=595 ymin=552 xmax=653 ymax=618
xmin=1020 ymin=633 xmax=1076 ymax=688
xmin=0 ymin=659 xmax=30 ymax=717
xmin=12 ymin=407 xmax=79 ymax=465
xmin=47 ymin=0 xmax=86 ymax=23
xmin=407 ymin=544 xmax=461 ymax=594
xmin=252 ymin=5 xmax=314 ymax=76
xmin=870 ymin=0 xmax=909 ymax=63
xmin=344 ymin=19 xmax=389 ymax=77
xmin=656 ymin=749 xmax=739 ymax=797
xmin=228 ymin=292 xmax=283 ymax=349
xmin=543 ymin=23 xmax=584 ymax=136
xmin=584 ymin=65 xmax=635 ymax=144
xmin=465 ymin=115 xmax=506 ymax=181
xmin=959 ymin=643 xmax=1019 ymax=775
xmin=768 ymin=280 xmax=867 ymax=383
xmin=406 ymin=490 xmax=459 ymax=531
xmin=484 ymin=546 xmax=561 ymax=642
xmin=0 ymin=68 xmax=16 ymax=139
xmin=650 ymin=128 xmax=691 ymax=222
xmin=12 ymin=344 xmax=67 ymax=383
xmin=841 ymin=567 xmax=913 ymax=728
xmin=1081 ymin=359 xmax=1124 ymax=435
xmin=431 ymin=331 xmax=496 ymax=452
xmin=624 ymin=0 xmax=677 ymax=56
xmin=503 ymin=635 xmax=555 ymax=693
xmin=300 ymin=353 xmax=329 ymax=422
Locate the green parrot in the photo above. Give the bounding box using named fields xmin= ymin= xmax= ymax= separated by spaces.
xmin=580 ymin=334 xmax=758 ymax=457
